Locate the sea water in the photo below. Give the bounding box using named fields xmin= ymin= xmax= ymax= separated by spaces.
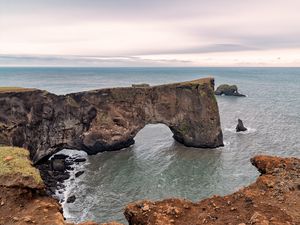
xmin=0 ymin=67 xmax=299 ymax=223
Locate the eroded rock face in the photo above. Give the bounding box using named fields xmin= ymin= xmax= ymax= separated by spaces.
xmin=124 ymin=155 xmax=300 ymax=225
xmin=0 ymin=78 xmax=223 ymax=163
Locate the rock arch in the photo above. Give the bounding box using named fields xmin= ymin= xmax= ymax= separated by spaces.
xmin=0 ymin=78 xmax=223 ymax=163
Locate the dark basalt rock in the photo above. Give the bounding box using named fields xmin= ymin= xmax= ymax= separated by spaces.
xmin=74 ymin=158 xmax=87 ymax=163
xmin=215 ymin=84 xmax=246 ymax=97
xmin=0 ymin=77 xmax=223 ymax=164
xmin=66 ymin=195 xmax=76 ymax=203
xmin=51 ymin=159 xmax=65 ymax=172
xmin=75 ymin=171 xmax=85 ymax=177
xmin=37 ymin=155 xmax=72 ymax=196
xmin=236 ymin=119 xmax=247 ymax=132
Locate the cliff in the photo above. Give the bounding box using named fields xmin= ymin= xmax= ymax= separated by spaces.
xmin=0 ymin=78 xmax=223 ymax=163
xmin=0 ymin=146 xmax=122 ymax=225
xmin=0 ymin=146 xmax=65 ymax=225
xmin=124 ymin=155 xmax=300 ymax=225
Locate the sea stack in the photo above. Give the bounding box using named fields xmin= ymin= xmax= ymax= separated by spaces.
xmin=236 ymin=119 xmax=247 ymax=132
xmin=215 ymin=84 xmax=246 ymax=97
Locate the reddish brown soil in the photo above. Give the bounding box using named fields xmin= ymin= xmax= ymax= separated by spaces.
xmin=0 ymin=186 xmax=65 ymax=225
xmin=124 ymin=155 xmax=300 ymax=225
xmin=0 ymin=184 xmax=123 ymax=225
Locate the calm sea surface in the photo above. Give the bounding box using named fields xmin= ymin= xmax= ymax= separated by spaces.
xmin=0 ymin=67 xmax=299 ymax=223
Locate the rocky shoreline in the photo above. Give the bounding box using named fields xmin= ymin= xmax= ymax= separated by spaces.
xmin=124 ymin=155 xmax=300 ymax=225
xmin=36 ymin=153 xmax=87 ymax=202
xmin=1 ymin=147 xmax=299 ymax=225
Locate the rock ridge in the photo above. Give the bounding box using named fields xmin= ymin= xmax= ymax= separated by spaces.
xmin=0 ymin=77 xmax=223 ymax=163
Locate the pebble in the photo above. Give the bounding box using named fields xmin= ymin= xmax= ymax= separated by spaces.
xmin=4 ymin=156 xmax=13 ymax=161
xmin=142 ymin=204 xmax=150 ymax=211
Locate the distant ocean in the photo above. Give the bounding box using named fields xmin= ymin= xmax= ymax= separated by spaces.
xmin=1 ymin=67 xmax=299 ymax=223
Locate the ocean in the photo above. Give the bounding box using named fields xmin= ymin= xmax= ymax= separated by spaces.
xmin=0 ymin=67 xmax=299 ymax=223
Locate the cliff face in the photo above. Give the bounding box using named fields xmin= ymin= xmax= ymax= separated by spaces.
xmin=124 ymin=155 xmax=300 ymax=225
xmin=0 ymin=78 xmax=223 ymax=163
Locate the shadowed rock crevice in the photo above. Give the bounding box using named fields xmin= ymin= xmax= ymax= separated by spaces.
xmin=0 ymin=78 xmax=223 ymax=163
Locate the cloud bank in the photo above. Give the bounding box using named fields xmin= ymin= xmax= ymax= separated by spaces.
xmin=1 ymin=0 xmax=300 ymax=66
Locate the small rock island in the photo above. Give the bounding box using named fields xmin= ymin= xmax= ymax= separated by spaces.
xmin=0 ymin=78 xmax=223 ymax=164
xmin=215 ymin=84 xmax=246 ymax=97
xmin=236 ymin=119 xmax=248 ymax=132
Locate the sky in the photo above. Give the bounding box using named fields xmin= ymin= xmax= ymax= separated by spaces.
xmin=1 ymin=0 xmax=300 ymax=67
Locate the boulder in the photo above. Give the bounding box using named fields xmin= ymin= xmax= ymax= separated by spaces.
xmin=215 ymin=84 xmax=246 ymax=97
xmin=75 ymin=171 xmax=85 ymax=177
xmin=51 ymin=159 xmax=65 ymax=172
xmin=74 ymin=158 xmax=87 ymax=163
xmin=66 ymin=195 xmax=76 ymax=203
xmin=236 ymin=119 xmax=247 ymax=132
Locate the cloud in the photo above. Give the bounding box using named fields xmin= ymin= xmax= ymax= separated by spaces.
xmin=0 ymin=55 xmax=192 ymax=67
xmin=1 ymin=0 xmax=300 ymax=66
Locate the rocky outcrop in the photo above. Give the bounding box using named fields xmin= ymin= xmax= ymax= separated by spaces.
xmin=0 ymin=146 xmax=123 ymax=225
xmin=124 ymin=155 xmax=300 ymax=225
xmin=236 ymin=119 xmax=247 ymax=132
xmin=215 ymin=84 xmax=246 ymax=96
xmin=0 ymin=147 xmax=65 ymax=225
xmin=0 ymin=78 xmax=223 ymax=163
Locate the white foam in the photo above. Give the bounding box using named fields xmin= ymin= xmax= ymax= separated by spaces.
xmin=50 ymin=150 xmax=89 ymax=221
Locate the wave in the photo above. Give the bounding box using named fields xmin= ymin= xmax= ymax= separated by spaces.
xmin=224 ymin=127 xmax=257 ymax=134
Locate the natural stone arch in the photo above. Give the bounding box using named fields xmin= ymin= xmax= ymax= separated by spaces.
xmin=0 ymin=78 xmax=223 ymax=163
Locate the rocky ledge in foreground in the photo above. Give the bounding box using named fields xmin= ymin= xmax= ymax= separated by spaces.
xmin=0 ymin=78 xmax=223 ymax=164
xmin=0 ymin=146 xmax=120 ymax=225
xmin=124 ymin=155 xmax=300 ymax=225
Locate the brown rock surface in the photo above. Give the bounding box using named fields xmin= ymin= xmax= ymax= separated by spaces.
xmin=0 ymin=78 xmax=223 ymax=163
xmin=0 ymin=146 xmax=120 ymax=225
xmin=124 ymin=155 xmax=300 ymax=225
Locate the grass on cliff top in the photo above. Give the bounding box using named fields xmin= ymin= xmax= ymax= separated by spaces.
xmin=178 ymin=77 xmax=213 ymax=86
xmin=0 ymin=87 xmax=35 ymax=93
xmin=0 ymin=147 xmax=43 ymax=185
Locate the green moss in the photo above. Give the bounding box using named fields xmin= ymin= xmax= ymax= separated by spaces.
xmin=66 ymin=96 xmax=79 ymax=107
xmin=98 ymin=112 xmax=110 ymax=123
xmin=0 ymin=147 xmax=43 ymax=185
xmin=178 ymin=122 xmax=190 ymax=135
xmin=199 ymin=89 xmax=207 ymax=97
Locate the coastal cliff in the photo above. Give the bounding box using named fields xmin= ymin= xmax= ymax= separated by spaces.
xmin=0 ymin=78 xmax=223 ymax=163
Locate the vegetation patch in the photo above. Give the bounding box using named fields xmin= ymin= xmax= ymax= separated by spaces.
xmin=0 ymin=146 xmax=43 ymax=185
xmin=0 ymin=87 xmax=35 ymax=93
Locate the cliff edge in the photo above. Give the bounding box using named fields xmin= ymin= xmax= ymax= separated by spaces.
xmin=0 ymin=146 xmax=121 ymax=225
xmin=0 ymin=78 xmax=223 ymax=163
xmin=125 ymin=155 xmax=300 ymax=225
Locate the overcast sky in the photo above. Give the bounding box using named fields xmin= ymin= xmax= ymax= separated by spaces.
xmin=1 ymin=0 xmax=300 ymax=66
